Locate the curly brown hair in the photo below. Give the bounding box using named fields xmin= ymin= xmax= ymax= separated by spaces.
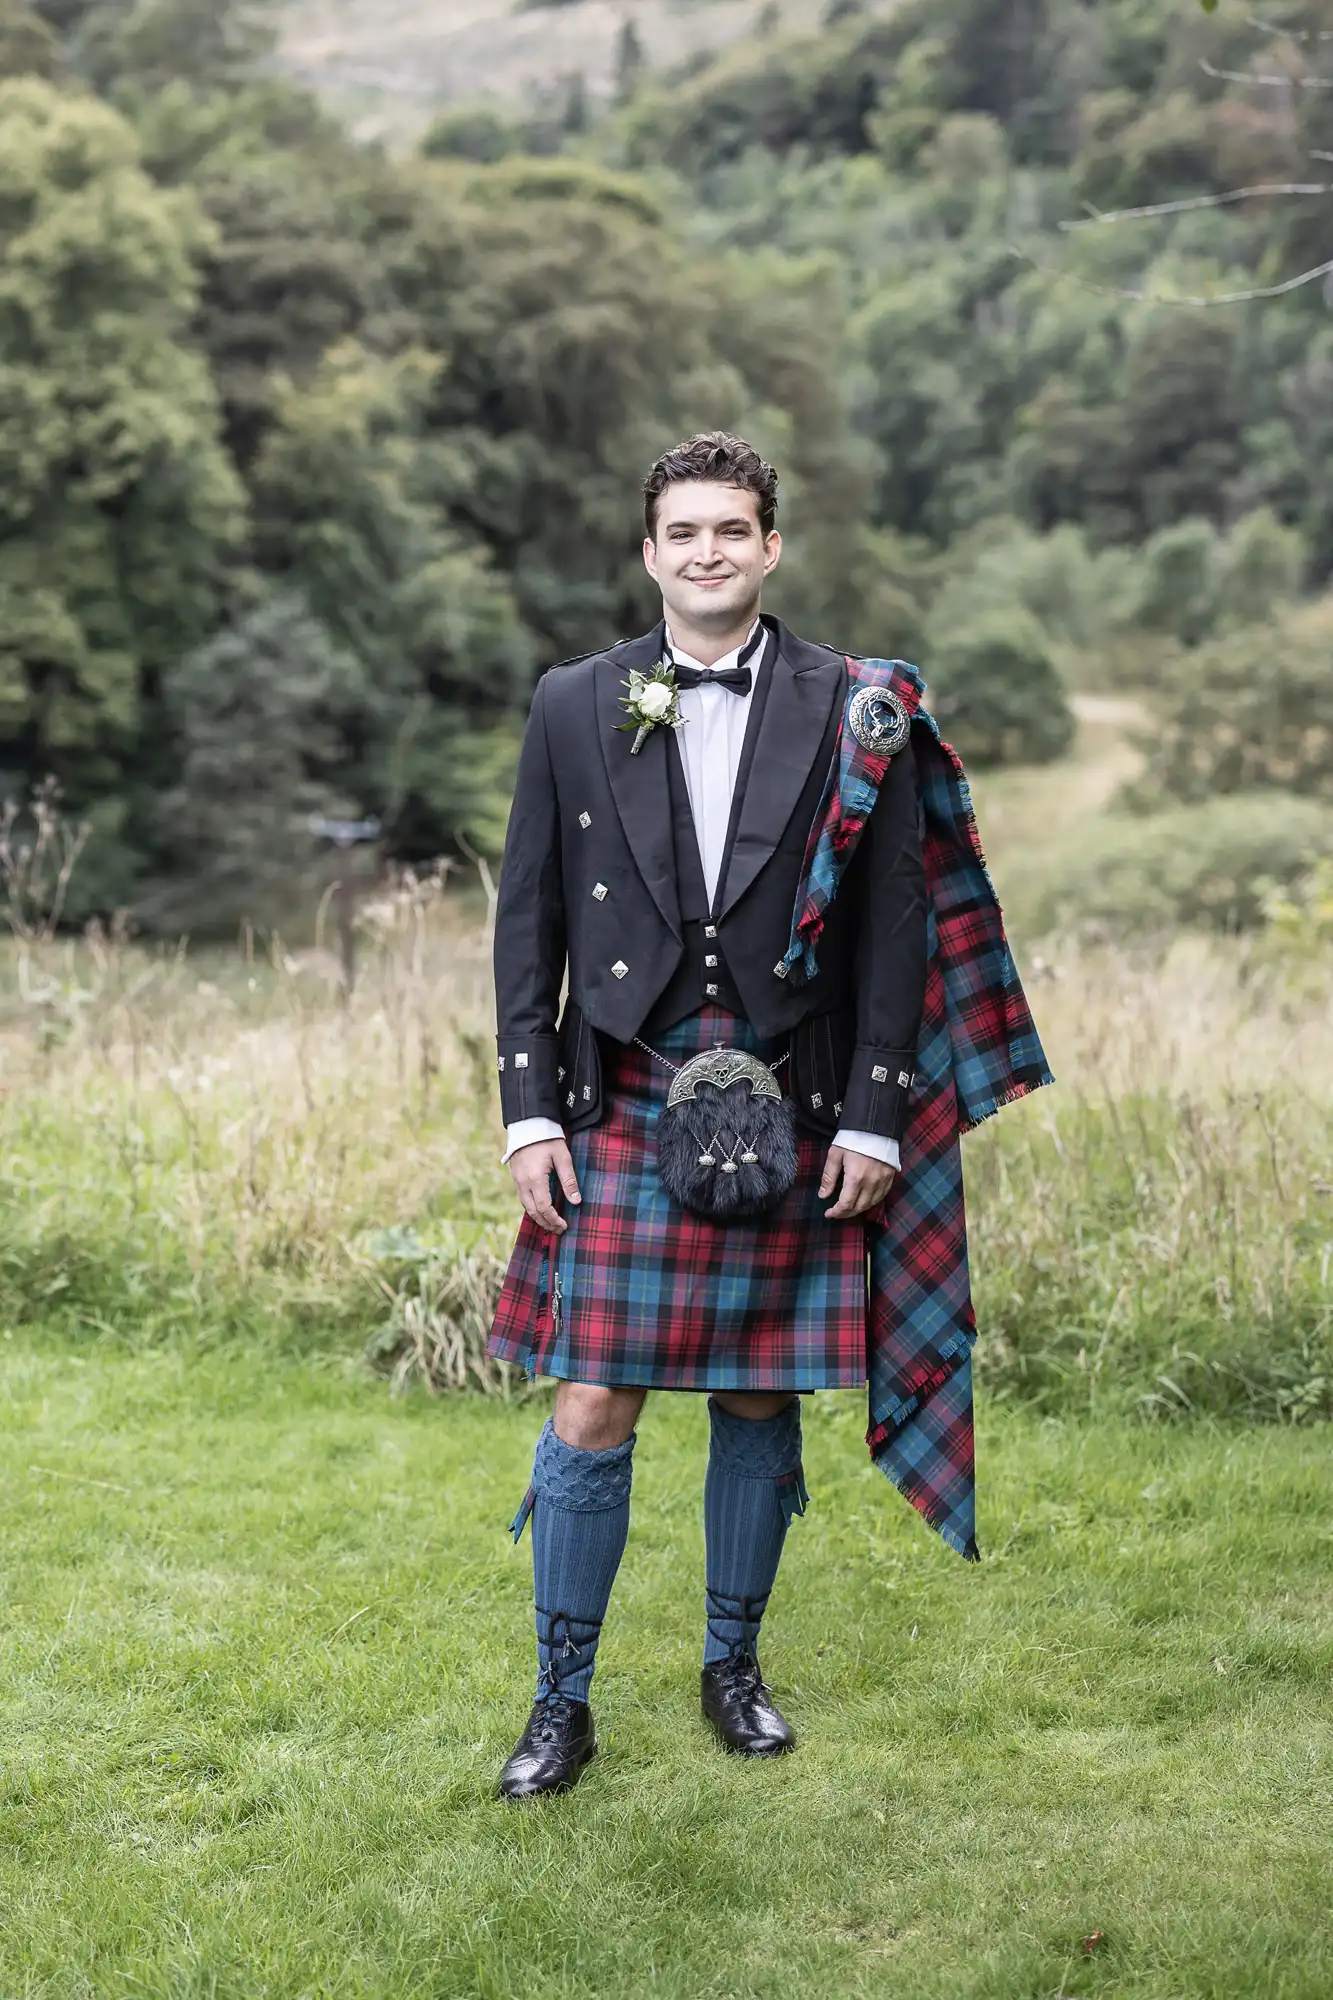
xmin=643 ymin=432 xmax=779 ymax=539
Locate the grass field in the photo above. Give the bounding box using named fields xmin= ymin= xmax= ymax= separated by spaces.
xmin=2 ymin=1335 xmax=1331 ymax=2000
xmin=1 ymin=705 xmax=1329 ymax=1994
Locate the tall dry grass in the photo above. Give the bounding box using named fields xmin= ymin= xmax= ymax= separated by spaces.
xmin=968 ymin=935 xmax=1331 ymax=1420
xmin=0 ymin=871 xmax=1328 ymax=1421
xmin=0 ymin=872 xmax=509 ymax=1355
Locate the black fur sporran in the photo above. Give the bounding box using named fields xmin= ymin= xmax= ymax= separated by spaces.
xmin=654 ymin=1047 xmax=798 ymax=1220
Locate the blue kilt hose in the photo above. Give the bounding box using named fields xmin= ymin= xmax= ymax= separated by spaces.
xmin=489 ymin=1003 xmax=878 ymax=1393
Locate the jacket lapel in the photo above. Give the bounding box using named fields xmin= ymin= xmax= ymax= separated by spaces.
xmin=595 ymin=622 xmax=682 ymax=941
xmin=717 ymin=621 xmax=845 ymax=918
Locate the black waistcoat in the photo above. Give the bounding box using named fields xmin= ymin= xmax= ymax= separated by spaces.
xmin=640 ymin=632 xmax=777 ymax=1035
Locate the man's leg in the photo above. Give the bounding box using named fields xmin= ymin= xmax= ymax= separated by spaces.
xmin=498 ymin=1383 xmax=646 ymax=1799
xmin=700 ymin=1389 xmax=807 ymax=1757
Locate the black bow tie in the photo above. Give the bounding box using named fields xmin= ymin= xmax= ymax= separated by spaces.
xmin=673 ymin=662 xmax=752 ymax=696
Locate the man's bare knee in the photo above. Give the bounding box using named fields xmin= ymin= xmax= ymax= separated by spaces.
xmin=712 ymin=1390 xmax=797 ymax=1423
xmin=553 ymin=1381 xmax=646 ymax=1450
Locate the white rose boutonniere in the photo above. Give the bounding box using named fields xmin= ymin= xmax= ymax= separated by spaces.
xmin=618 ymin=660 xmax=684 ymax=755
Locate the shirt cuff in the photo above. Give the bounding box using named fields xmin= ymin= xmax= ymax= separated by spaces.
xmin=502 ymin=1117 xmax=566 ymax=1166
xmin=832 ymin=1128 xmax=901 ymax=1173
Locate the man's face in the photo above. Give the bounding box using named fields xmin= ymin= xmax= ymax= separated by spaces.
xmin=643 ymin=481 xmax=781 ymax=633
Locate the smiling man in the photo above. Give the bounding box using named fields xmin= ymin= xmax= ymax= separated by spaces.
xmin=487 ymin=433 xmax=1051 ymax=1798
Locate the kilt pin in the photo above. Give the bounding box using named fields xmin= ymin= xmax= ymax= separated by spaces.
xmin=491 ymin=648 xmax=1052 ymax=1564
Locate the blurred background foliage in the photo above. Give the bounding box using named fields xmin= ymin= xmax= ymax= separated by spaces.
xmin=0 ymin=0 xmax=1331 ymax=933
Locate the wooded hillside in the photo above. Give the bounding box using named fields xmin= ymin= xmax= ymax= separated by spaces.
xmin=277 ymin=0 xmax=839 ymax=143
xmin=2 ymin=0 xmax=1330 ymax=932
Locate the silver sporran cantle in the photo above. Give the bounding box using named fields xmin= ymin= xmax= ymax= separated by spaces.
xmin=654 ymin=1046 xmax=797 ymax=1220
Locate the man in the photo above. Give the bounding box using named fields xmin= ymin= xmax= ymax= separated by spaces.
xmin=488 ymin=433 xmax=1051 ymax=1799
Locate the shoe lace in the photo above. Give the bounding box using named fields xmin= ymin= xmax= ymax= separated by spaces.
xmin=532 ymin=1691 xmax=585 ymax=1742
xmin=717 ymin=1650 xmax=765 ymax=1700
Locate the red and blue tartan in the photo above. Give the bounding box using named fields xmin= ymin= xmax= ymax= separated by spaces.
xmin=489 ymin=1004 xmax=875 ymax=1393
xmin=789 ymin=658 xmax=1053 ymax=1562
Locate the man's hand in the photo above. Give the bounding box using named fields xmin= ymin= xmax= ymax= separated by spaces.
xmin=509 ymin=1138 xmax=582 ymax=1235
xmin=819 ymin=1145 xmax=896 ymax=1220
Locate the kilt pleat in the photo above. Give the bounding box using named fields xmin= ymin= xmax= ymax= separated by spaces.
xmin=488 ymin=1005 xmax=871 ymax=1392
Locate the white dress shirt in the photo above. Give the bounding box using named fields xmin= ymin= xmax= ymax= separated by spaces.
xmin=503 ymin=622 xmax=900 ymax=1175
xmin=670 ymin=622 xmax=762 ymax=908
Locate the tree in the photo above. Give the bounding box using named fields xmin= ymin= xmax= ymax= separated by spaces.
xmin=35 ymin=0 xmax=276 ymax=95
xmin=248 ymin=342 xmax=532 ymax=857
xmin=697 ymin=244 xmax=910 ymax=652
xmin=391 ymin=160 xmax=721 ymax=656
xmin=0 ymin=0 xmax=60 ymax=76
xmin=0 ymin=78 xmax=243 ymax=903
xmin=187 ymin=154 xmax=394 ymax=473
xmin=619 ymin=15 xmax=905 ymax=173
xmin=927 ymin=609 xmax=1075 ymax=767
xmin=562 ymin=69 xmax=589 ymax=136
xmin=614 ymin=18 xmax=646 ymax=103
xmin=152 ymin=591 xmax=360 ymax=931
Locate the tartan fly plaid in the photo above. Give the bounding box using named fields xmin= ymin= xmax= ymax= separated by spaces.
xmin=803 ymin=658 xmax=1053 ymax=1562
xmin=489 ymin=1004 xmax=876 ymax=1393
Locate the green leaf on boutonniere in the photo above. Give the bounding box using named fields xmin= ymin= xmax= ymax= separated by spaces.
xmin=617 ymin=659 xmax=684 ymax=754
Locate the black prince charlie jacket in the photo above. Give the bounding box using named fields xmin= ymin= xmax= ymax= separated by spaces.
xmin=493 ymin=617 xmax=927 ymax=1145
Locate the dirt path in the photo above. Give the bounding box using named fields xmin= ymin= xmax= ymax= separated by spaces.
xmin=1071 ymin=691 xmax=1152 ymax=732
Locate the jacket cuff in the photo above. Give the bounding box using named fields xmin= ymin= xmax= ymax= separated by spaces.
xmin=496 ymin=1033 xmax=562 ymax=1124
xmin=836 ymin=1046 xmax=917 ymax=1143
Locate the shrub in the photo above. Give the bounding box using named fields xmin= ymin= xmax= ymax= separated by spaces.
xmin=1261 ymin=858 xmax=1333 ymax=1005
xmin=420 ymin=106 xmax=522 ymax=164
xmin=925 ymin=519 xmax=1143 ymax=683
xmin=1038 ymin=791 xmax=1333 ymax=937
xmin=1134 ymin=595 xmax=1333 ymax=806
xmin=927 ymin=608 xmax=1075 ymax=767
xmin=1133 ymin=517 xmax=1221 ymax=647
xmin=358 ymin=1225 xmax=530 ymax=1399
xmin=1129 ymin=511 xmax=1305 ymax=651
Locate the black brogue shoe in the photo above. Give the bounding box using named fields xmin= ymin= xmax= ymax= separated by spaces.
xmin=701 ymin=1654 xmax=795 ymax=1757
xmin=497 ymin=1693 xmax=596 ymax=1800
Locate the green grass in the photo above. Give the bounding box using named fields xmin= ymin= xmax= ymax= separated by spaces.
xmin=2 ymin=1334 xmax=1330 ymax=1999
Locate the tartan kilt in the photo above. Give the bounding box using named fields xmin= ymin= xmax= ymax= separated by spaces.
xmin=488 ymin=1004 xmax=875 ymax=1392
